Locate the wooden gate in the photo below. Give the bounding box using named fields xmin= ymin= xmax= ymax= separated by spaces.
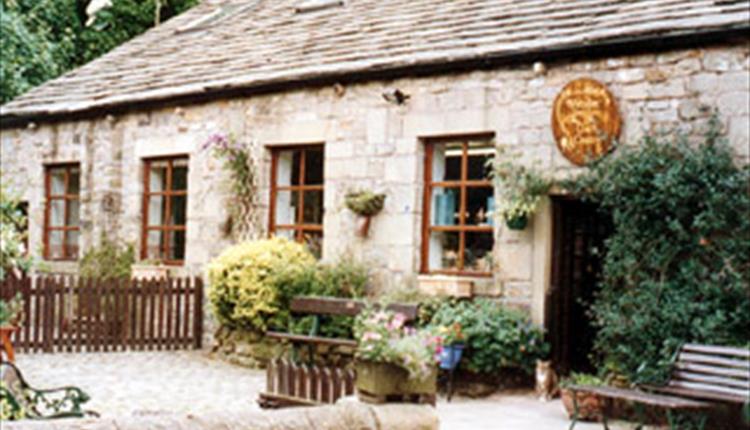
xmin=260 ymin=358 xmax=356 ymax=408
xmin=0 ymin=275 xmax=204 ymax=353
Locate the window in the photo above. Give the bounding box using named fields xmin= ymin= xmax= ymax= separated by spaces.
xmin=44 ymin=164 xmax=81 ymax=260
xmin=422 ymin=137 xmax=495 ymax=276
xmin=269 ymin=145 xmax=324 ymax=257
xmin=142 ymin=157 xmax=189 ymax=264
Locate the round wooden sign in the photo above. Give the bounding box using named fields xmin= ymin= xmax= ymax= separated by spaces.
xmin=552 ymin=78 xmax=621 ymax=166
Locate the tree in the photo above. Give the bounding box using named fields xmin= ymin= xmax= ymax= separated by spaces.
xmin=1 ymin=0 xmax=197 ymax=103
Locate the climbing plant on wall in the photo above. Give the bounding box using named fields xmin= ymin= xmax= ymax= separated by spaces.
xmin=566 ymin=114 xmax=750 ymax=384
xmin=203 ymin=133 xmax=260 ymax=241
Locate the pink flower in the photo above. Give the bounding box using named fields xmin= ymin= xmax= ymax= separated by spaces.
xmin=361 ymin=331 xmax=382 ymax=342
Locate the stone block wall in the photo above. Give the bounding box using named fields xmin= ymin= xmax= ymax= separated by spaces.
xmin=1 ymin=41 xmax=747 ymax=326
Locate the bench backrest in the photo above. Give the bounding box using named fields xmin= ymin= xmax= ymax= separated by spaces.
xmin=289 ymin=297 xmax=419 ymax=322
xmin=668 ymin=343 xmax=750 ymax=404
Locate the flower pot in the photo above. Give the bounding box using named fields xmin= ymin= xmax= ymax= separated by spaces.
xmin=356 ymin=216 xmax=372 ymax=237
xmin=505 ymin=215 xmax=528 ymax=230
xmin=131 ymin=264 xmax=170 ymax=281
xmin=561 ymin=388 xmax=605 ymax=422
xmin=439 ymin=344 xmax=465 ymax=370
xmin=355 ymin=360 xmax=437 ymax=401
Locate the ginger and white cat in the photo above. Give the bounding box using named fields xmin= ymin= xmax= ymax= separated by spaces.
xmin=535 ymin=360 xmax=560 ymax=401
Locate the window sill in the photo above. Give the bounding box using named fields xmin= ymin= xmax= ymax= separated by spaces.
xmin=417 ymin=274 xmax=477 ymax=297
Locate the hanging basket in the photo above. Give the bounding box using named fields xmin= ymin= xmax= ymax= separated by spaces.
xmin=356 ymin=216 xmax=372 ymax=237
xmin=505 ymin=215 xmax=528 ymax=230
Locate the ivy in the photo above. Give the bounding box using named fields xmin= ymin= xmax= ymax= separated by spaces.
xmin=566 ymin=115 xmax=750 ymax=384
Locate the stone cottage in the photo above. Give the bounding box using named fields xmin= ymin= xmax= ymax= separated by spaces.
xmin=1 ymin=0 xmax=748 ymax=367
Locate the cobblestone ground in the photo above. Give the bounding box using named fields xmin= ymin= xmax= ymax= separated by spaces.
xmin=14 ymin=351 xmax=265 ymax=417
xmin=13 ymin=352 xmax=631 ymax=429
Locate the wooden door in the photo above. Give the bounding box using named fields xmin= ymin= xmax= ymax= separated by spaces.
xmin=546 ymin=198 xmax=611 ymax=375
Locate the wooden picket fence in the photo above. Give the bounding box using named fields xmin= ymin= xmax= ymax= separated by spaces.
xmin=0 ymin=275 xmax=204 ymax=353
xmin=259 ymin=358 xmax=356 ymax=408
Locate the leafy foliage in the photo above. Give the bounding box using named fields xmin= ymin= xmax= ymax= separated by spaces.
xmin=202 ymin=134 xmax=259 ymax=241
xmin=207 ymin=237 xmax=316 ymax=332
xmin=274 ymin=256 xmax=369 ymax=338
xmin=0 ymin=189 xmax=31 ymax=280
xmin=207 ymin=238 xmax=369 ymax=334
xmin=428 ymin=299 xmax=548 ymax=375
xmin=0 ymin=293 xmax=24 ymax=327
xmin=78 ymin=237 xmax=135 ymax=279
xmin=491 ymin=149 xmax=553 ymax=224
xmin=1 ymin=0 xmax=197 ymax=103
xmin=344 ymin=190 xmax=386 ymax=217
xmin=566 ymin=116 xmax=750 ymax=384
xmin=354 ymin=307 xmax=441 ymax=380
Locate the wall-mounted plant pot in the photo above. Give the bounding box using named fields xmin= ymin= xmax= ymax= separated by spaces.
xmin=356 ymin=216 xmax=372 ymax=237
xmin=505 ymin=215 xmax=528 ymax=230
xmin=131 ymin=264 xmax=170 ymax=281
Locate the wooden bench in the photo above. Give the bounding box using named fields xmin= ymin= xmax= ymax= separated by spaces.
xmin=569 ymin=343 xmax=750 ymax=430
xmin=259 ymin=296 xmax=419 ymax=408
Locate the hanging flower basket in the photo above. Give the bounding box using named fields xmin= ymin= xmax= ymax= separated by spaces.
xmin=505 ymin=215 xmax=528 ymax=230
xmin=345 ymin=190 xmax=386 ymax=237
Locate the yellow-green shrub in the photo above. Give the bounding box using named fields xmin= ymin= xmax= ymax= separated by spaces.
xmin=207 ymin=237 xmax=315 ymax=332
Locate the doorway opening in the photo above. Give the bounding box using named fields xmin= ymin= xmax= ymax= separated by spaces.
xmin=546 ymin=197 xmax=612 ymax=375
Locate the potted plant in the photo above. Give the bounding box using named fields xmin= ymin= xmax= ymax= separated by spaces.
xmin=437 ymin=323 xmax=465 ymax=370
xmin=0 ymin=293 xmax=24 ymax=361
xmin=490 ymin=151 xmax=552 ymax=230
xmin=0 ymin=294 xmax=24 ymax=329
xmin=560 ymin=373 xmax=607 ymax=422
xmin=344 ymin=190 xmax=386 ymax=237
xmin=131 ymin=260 xmax=170 ymax=280
xmin=354 ymin=308 xmax=440 ymax=402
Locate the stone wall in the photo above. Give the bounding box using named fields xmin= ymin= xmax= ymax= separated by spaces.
xmin=1 ymin=41 xmax=748 ymax=326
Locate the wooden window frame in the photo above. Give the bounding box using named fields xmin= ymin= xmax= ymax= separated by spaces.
xmin=141 ymin=156 xmax=189 ymax=265
xmin=421 ymin=136 xmax=495 ymax=277
xmin=43 ymin=163 xmax=80 ymax=261
xmin=268 ymin=144 xmax=324 ymax=244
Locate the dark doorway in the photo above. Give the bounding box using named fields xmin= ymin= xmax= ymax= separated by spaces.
xmin=546 ymin=197 xmax=612 ymax=376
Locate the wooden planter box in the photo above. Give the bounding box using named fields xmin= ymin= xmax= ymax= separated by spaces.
xmin=561 ymin=388 xmax=605 ymax=422
xmin=131 ymin=264 xmax=170 ymax=281
xmin=355 ymin=360 xmax=437 ymax=403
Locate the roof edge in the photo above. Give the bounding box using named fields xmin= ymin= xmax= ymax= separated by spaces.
xmin=2 ymin=26 xmax=749 ymax=129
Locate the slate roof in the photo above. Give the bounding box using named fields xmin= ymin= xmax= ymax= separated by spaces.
xmin=2 ymin=0 xmax=748 ymax=122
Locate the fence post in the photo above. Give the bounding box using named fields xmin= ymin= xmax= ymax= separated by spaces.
xmin=193 ymin=277 xmax=203 ymax=349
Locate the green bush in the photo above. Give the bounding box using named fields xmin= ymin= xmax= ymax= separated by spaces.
xmin=207 ymin=238 xmax=370 ymax=335
xmin=207 ymin=237 xmax=316 ymax=332
xmin=567 ymin=116 xmax=750 ymax=384
xmin=78 ymin=238 xmax=135 ymax=279
xmin=428 ymin=298 xmax=548 ymax=375
xmin=277 ymin=256 xmax=369 ymax=338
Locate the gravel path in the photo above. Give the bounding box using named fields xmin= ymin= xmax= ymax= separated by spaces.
xmin=14 ymin=351 xmax=265 ymax=418
xmin=13 ymin=352 xmax=633 ymax=429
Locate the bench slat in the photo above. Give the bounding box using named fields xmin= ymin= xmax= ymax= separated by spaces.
xmin=672 ymin=370 xmax=749 ymax=390
xmin=569 ymin=385 xmax=711 ymax=409
xmin=674 ymin=362 xmax=750 ymax=380
xmin=665 ymin=379 xmax=749 ymax=399
xmin=682 ymin=344 xmax=750 ymax=359
xmin=266 ymin=332 xmax=357 ymax=348
xmin=647 ymin=384 xmax=748 ymax=404
xmin=678 ymin=352 xmax=750 ymax=370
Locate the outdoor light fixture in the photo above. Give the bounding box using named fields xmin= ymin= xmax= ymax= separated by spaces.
xmin=382 ymin=88 xmax=410 ymax=105
xmin=533 ymin=61 xmax=547 ymax=76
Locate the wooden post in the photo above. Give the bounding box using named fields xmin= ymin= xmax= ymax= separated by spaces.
xmin=193 ymin=277 xmax=203 ymax=349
